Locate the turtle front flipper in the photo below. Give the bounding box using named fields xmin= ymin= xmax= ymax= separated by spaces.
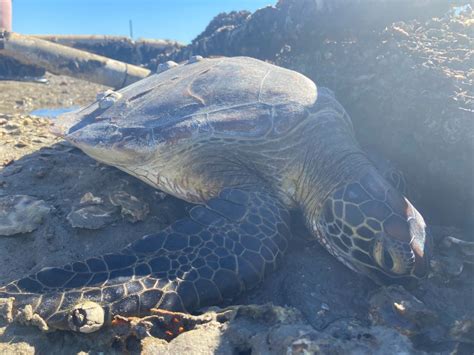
xmin=0 ymin=188 xmax=291 ymax=332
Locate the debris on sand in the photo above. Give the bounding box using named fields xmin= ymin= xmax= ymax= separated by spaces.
xmin=112 ymin=304 xmax=416 ymax=354
xmin=109 ymin=190 xmax=150 ymax=223
xmin=0 ymin=195 xmax=50 ymax=236
xmin=67 ymin=192 xmax=120 ymax=229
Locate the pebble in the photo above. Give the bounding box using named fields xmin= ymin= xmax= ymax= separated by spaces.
xmin=0 ymin=113 xmax=61 ymax=165
xmin=369 ymin=285 xmax=438 ymax=337
xmin=67 ymin=301 xmax=105 ymax=333
xmin=109 ymin=190 xmax=149 ymax=223
xmin=321 ymin=303 xmax=330 ymax=311
xmin=80 ymin=192 xmax=103 ymax=205
xmin=188 ymin=55 xmax=204 ymax=64
xmin=157 ymin=61 xmax=179 ymax=74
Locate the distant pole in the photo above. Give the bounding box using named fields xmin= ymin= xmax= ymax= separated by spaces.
xmin=129 ymin=19 xmax=134 ymax=39
xmin=0 ymin=0 xmax=12 ymax=31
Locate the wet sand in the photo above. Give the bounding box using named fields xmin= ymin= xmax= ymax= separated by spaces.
xmin=0 ymin=74 xmax=105 ymax=165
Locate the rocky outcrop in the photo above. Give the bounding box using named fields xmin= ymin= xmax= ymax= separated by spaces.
xmin=0 ymin=55 xmax=45 ymax=79
xmin=163 ymin=0 xmax=465 ymax=62
xmin=35 ymin=35 xmax=183 ymax=67
xmin=278 ymin=8 xmax=473 ymax=230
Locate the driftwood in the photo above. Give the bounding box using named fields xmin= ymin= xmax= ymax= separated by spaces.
xmin=0 ymin=31 xmax=150 ymax=88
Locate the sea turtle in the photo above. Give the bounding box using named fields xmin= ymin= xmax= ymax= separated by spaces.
xmin=0 ymin=56 xmax=430 ymax=333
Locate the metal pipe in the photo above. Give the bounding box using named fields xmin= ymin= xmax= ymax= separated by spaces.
xmin=0 ymin=0 xmax=12 ymax=31
xmin=0 ymin=31 xmax=151 ymax=88
xmin=32 ymin=34 xmax=134 ymax=47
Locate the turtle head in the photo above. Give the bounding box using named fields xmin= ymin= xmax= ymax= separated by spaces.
xmin=316 ymin=169 xmax=431 ymax=286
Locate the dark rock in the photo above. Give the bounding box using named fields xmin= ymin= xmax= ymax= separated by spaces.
xmin=449 ymin=318 xmax=474 ymax=344
xmin=369 ymin=285 xmax=439 ymax=336
xmin=429 ymin=226 xmax=474 ymax=282
xmin=193 ymin=11 xmax=251 ymax=44
xmin=163 ymin=0 xmax=462 ymax=62
xmin=109 ymin=190 xmax=150 ymax=223
xmin=0 ymin=55 xmax=45 ymax=80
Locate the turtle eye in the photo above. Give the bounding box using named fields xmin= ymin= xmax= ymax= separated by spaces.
xmin=373 ymin=237 xmax=410 ymax=275
xmin=383 ymin=249 xmax=394 ymax=270
xmin=373 ymin=239 xmax=397 ymax=273
xmin=373 ymin=239 xmax=384 ymax=269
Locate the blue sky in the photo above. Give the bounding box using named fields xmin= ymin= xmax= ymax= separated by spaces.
xmin=12 ymin=0 xmax=274 ymax=43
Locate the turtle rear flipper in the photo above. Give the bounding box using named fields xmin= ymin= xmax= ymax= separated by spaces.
xmin=0 ymin=188 xmax=291 ymax=332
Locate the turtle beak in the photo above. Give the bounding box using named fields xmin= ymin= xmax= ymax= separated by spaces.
xmin=407 ymin=201 xmax=431 ymax=279
xmin=50 ymin=120 xmax=67 ymax=138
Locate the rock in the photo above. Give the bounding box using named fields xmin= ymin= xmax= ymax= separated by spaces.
xmin=0 ymin=341 xmax=35 ymax=355
xmin=0 ymin=195 xmax=50 ymax=236
xmin=369 ymin=285 xmax=439 ymax=337
xmin=187 ymin=55 xmax=203 ymax=63
xmin=0 ymin=55 xmax=45 ymax=80
xmin=0 ymin=113 xmax=61 ymax=165
xmin=161 ymin=326 xmax=233 ymax=354
xmin=15 ymin=304 xmax=49 ymax=332
xmin=67 ymin=193 xmax=119 ymax=229
xmin=430 ymin=255 xmax=464 ymax=279
xmin=162 ymin=1 xmax=457 ymax=62
xmin=79 ymin=192 xmax=103 ymax=205
xmin=443 ymin=236 xmax=474 ymax=261
xmin=281 ymin=323 xmax=415 ymax=355
xmin=159 ymin=11 xmax=250 ymax=63
xmin=156 ymin=61 xmax=178 ymax=73
xmin=109 ymin=190 xmax=149 ymax=223
xmin=67 ymin=204 xmax=119 ymax=229
xmin=449 ymin=319 xmax=474 ymax=344
xmin=109 ymin=304 xmax=416 ymax=354
xmin=142 ymin=326 xmax=231 ymax=355
xmin=279 ymin=7 xmax=474 ymax=230
xmin=67 ymin=301 xmax=105 ymax=333
xmin=428 ymin=228 xmax=474 ymax=282
xmin=67 ymin=190 xmax=149 ymax=228
xmin=0 ymin=297 xmax=14 ymax=322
